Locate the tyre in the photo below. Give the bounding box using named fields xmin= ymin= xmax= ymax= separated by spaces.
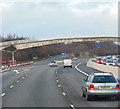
xmin=86 ymin=93 xmax=91 ymax=101
xmin=64 ymin=66 xmax=65 ymax=68
xmin=71 ymin=66 xmax=72 ymax=68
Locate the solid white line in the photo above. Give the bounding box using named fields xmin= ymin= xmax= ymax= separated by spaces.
xmin=1 ymin=93 xmax=5 ymax=97
xmin=70 ymin=104 xmax=75 ymax=109
xmin=58 ymin=85 xmax=61 ymax=87
xmin=10 ymin=85 xmax=14 ymax=88
xmin=62 ymin=92 xmax=66 ymax=96
xmin=75 ymin=62 xmax=89 ymax=76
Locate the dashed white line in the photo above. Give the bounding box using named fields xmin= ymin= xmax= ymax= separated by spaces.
xmin=17 ymin=81 xmax=19 ymax=83
xmin=62 ymin=92 xmax=66 ymax=96
xmin=13 ymin=70 xmax=19 ymax=74
xmin=70 ymin=104 xmax=75 ymax=109
xmin=22 ymin=77 xmax=24 ymax=79
xmin=1 ymin=93 xmax=5 ymax=97
xmin=56 ymin=80 xmax=58 ymax=82
xmin=58 ymin=85 xmax=61 ymax=87
xmin=10 ymin=85 xmax=14 ymax=88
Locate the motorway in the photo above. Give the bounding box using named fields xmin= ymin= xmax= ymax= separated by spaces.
xmin=1 ymin=57 xmax=120 ymax=108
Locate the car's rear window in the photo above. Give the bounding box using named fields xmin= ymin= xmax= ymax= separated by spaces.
xmin=97 ymin=58 xmax=101 ymax=60
xmin=92 ymin=75 xmax=117 ymax=83
xmin=51 ymin=61 xmax=56 ymax=63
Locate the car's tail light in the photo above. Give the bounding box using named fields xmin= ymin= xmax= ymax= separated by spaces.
xmin=89 ymin=84 xmax=94 ymax=90
xmin=116 ymin=84 xmax=120 ymax=90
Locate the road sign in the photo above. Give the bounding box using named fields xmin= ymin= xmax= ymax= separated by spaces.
xmin=96 ymin=45 xmax=100 ymax=48
xmin=61 ymin=53 xmax=66 ymax=57
xmin=48 ymin=54 xmax=50 ymax=57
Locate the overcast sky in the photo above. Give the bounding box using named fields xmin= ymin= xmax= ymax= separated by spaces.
xmin=0 ymin=0 xmax=118 ymax=40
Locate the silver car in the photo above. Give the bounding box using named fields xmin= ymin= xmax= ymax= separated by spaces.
xmin=49 ymin=61 xmax=57 ymax=67
xmin=82 ymin=72 xmax=120 ymax=101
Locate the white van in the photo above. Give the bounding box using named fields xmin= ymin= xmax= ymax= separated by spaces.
xmin=64 ymin=59 xmax=72 ymax=68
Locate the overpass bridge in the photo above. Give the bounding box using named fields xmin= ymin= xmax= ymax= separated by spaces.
xmin=1 ymin=37 xmax=120 ymax=51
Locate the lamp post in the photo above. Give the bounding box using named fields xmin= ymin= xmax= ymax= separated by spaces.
xmin=2 ymin=50 xmax=17 ymax=64
xmin=12 ymin=50 xmax=17 ymax=64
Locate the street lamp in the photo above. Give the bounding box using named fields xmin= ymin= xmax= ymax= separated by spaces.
xmin=12 ymin=50 xmax=17 ymax=63
xmin=2 ymin=50 xmax=17 ymax=64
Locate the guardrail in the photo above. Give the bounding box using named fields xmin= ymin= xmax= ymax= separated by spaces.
xmin=1 ymin=61 xmax=33 ymax=71
xmin=86 ymin=59 xmax=120 ymax=79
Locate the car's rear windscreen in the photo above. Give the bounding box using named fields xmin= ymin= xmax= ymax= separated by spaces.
xmin=92 ymin=75 xmax=117 ymax=83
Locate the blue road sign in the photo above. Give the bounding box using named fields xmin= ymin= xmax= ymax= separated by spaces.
xmin=96 ymin=45 xmax=100 ymax=48
xmin=61 ymin=53 xmax=66 ymax=57
xmin=48 ymin=54 xmax=50 ymax=57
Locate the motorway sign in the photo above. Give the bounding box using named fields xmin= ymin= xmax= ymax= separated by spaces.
xmin=61 ymin=53 xmax=66 ymax=57
xmin=48 ymin=54 xmax=50 ymax=57
xmin=96 ymin=45 xmax=100 ymax=48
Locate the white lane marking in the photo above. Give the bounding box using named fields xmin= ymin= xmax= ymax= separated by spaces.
xmin=56 ymin=80 xmax=58 ymax=82
xmin=1 ymin=93 xmax=5 ymax=97
xmin=22 ymin=77 xmax=24 ymax=79
xmin=13 ymin=70 xmax=19 ymax=74
xmin=70 ymin=104 xmax=75 ymax=109
xmin=10 ymin=85 xmax=14 ymax=88
xmin=17 ymin=81 xmax=19 ymax=83
xmin=56 ymin=72 xmax=57 ymax=73
xmin=58 ymin=85 xmax=61 ymax=87
xmin=62 ymin=92 xmax=66 ymax=96
xmin=75 ymin=62 xmax=89 ymax=76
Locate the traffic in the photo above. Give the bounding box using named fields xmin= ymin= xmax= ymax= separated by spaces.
xmin=95 ymin=55 xmax=120 ymax=67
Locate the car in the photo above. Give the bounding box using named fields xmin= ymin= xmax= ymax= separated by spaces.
xmin=73 ymin=57 xmax=77 ymax=60
xmin=63 ymin=59 xmax=72 ymax=68
xmin=81 ymin=72 xmax=120 ymax=101
xmin=116 ymin=59 xmax=120 ymax=67
xmin=96 ymin=57 xmax=103 ymax=64
xmin=106 ymin=59 xmax=116 ymax=66
xmin=107 ymin=55 xmax=112 ymax=59
xmin=115 ymin=55 xmax=120 ymax=60
xmin=49 ymin=61 xmax=57 ymax=67
xmin=102 ymin=59 xmax=107 ymax=65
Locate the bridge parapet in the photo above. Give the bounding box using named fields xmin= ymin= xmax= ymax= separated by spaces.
xmin=1 ymin=37 xmax=120 ymax=51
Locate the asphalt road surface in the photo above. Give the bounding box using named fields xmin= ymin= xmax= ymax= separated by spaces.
xmin=1 ymin=57 xmax=120 ymax=108
xmin=57 ymin=59 xmax=120 ymax=108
